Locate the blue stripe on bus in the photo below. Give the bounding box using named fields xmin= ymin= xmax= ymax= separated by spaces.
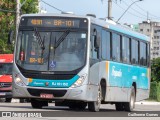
xmin=108 ymin=62 xmax=149 ymax=89
xmin=28 ymin=75 xmax=79 ymax=88
xmin=109 ymin=25 xmax=149 ymax=41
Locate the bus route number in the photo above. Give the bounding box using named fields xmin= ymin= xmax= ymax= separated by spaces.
xmin=31 ymin=19 xmax=42 ymax=25
xmin=29 ymin=58 xmax=44 ymax=64
xmin=54 ymin=20 xmax=74 ymax=27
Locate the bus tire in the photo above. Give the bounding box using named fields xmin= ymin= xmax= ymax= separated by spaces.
xmin=31 ymin=99 xmax=48 ymax=109
xmin=88 ymin=86 xmax=102 ymax=112
xmin=115 ymin=103 xmax=125 ymax=111
xmin=124 ymin=86 xmax=136 ymax=111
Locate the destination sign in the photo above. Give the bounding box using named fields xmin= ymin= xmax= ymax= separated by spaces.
xmin=27 ymin=18 xmax=80 ymax=28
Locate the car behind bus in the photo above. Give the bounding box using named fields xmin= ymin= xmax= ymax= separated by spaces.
xmin=0 ymin=54 xmax=13 ymax=102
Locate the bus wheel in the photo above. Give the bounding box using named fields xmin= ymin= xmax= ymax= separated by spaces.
xmin=5 ymin=98 xmax=12 ymax=103
xmin=88 ymin=86 xmax=102 ymax=112
xmin=115 ymin=103 xmax=124 ymax=111
xmin=31 ymin=99 xmax=48 ymax=109
xmin=124 ymin=86 xmax=136 ymax=111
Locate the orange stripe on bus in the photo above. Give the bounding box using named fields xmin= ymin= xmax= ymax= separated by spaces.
xmin=106 ymin=61 xmax=109 ymax=74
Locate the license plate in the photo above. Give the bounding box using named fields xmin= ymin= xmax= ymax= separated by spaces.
xmin=0 ymin=93 xmax=5 ymax=96
xmin=40 ymin=93 xmax=53 ymax=98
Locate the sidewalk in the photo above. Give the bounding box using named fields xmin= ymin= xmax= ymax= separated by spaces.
xmin=136 ymin=100 xmax=160 ymax=105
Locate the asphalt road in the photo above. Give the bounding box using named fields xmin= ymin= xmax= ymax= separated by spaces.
xmin=0 ymin=101 xmax=159 ymax=120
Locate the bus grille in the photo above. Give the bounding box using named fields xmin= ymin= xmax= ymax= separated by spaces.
xmin=27 ymin=88 xmax=67 ymax=97
xmin=0 ymin=82 xmax=12 ymax=88
xmin=22 ymin=73 xmax=75 ymax=80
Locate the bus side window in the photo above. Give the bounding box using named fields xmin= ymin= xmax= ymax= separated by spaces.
xmin=112 ymin=33 xmax=121 ymax=62
xmin=102 ymin=30 xmax=110 ymax=60
xmin=91 ymin=29 xmax=99 ymax=59
xmin=140 ymin=42 xmax=147 ymax=66
xmin=131 ymin=39 xmax=139 ymax=65
xmin=147 ymin=43 xmax=150 ymax=67
xmin=122 ymin=36 xmax=130 ymax=63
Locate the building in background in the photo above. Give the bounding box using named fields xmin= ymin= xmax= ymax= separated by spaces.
xmin=131 ymin=24 xmax=139 ymax=32
xmin=139 ymin=21 xmax=160 ymax=59
xmin=123 ymin=23 xmax=139 ymax=32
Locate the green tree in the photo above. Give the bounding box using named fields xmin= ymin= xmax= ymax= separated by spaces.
xmin=0 ymin=0 xmax=38 ymax=53
xmin=20 ymin=0 xmax=38 ymax=14
xmin=0 ymin=0 xmax=16 ymax=53
xmin=151 ymin=57 xmax=160 ymax=82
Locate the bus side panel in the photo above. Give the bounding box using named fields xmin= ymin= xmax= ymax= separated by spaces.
xmin=88 ymin=62 xmax=100 ymax=101
xmin=136 ymin=67 xmax=150 ymax=101
xmin=105 ymin=61 xmax=129 ymax=102
xmin=136 ymin=89 xmax=150 ymax=101
xmin=105 ymin=61 xmax=149 ymax=102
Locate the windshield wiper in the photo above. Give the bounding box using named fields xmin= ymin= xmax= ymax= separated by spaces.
xmin=34 ymin=28 xmax=45 ymax=50
xmin=34 ymin=28 xmax=47 ymax=64
xmin=54 ymin=30 xmax=70 ymax=48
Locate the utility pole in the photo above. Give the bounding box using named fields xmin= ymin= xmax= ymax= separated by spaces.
xmin=16 ymin=0 xmax=20 ymax=38
xmin=16 ymin=0 xmax=27 ymax=38
xmin=108 ymin=0 xmax=112 ymax=20
xmin=147 ymin=11 xmax=150 ymax=21
xmin=38 ymin=0 xmax=41 ymax=13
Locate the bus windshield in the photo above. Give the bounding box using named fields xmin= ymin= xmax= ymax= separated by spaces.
xmin=0 ymin=63 xmax=12 ymax=75
xmin=15 ymin=30 xmax=87 ymax=72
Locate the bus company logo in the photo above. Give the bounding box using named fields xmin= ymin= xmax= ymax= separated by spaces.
xmin=33 ymin=82 xmax=44 ymax=85
xmin=112 ymin=66 xmax=122 ymax=78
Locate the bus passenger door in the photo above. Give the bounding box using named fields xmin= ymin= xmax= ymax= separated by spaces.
xmin=89 ymin=28 xmax=100 ymax=85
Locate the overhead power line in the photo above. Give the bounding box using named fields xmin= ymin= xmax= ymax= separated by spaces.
xmin=113 ymin=0 xmax=146 ymax=21
xmin=121 ymin=0 xmax=146 ymax=18
xmin=130 ymin=0 xmax=160 ymax=20
xmin=40 ymin=0 xmax=66 ymax=13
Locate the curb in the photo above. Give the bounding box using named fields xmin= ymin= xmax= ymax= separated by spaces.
xmin=10 ymin=99 xmax=160 ymax=105
xmin=136 ymin=101 xmax=160 ymax=105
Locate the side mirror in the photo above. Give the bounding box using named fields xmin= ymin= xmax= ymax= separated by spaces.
xmin=8 ymin=30 xmax=14 ymax=44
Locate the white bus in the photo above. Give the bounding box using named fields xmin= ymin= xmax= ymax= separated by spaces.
xmin=10 ymin=13 xmax=150 ymax=112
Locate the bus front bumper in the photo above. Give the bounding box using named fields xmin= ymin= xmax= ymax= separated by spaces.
xmin=12 ymin=81 xmax=98 ymax=102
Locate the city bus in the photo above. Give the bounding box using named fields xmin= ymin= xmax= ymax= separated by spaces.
xmin=0 ymin=54 xmax=13 ymax=102
xmin=10 ymin=13 xmax=150 ymax=112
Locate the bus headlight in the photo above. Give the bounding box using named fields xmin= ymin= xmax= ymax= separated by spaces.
xmin=15 ymin=76 xmax=25 ymax=86
xmin=71 ymin=74 xmax=87 ymax=88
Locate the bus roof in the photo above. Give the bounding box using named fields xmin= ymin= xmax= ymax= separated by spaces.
xmin=89 ymin=18 xmax=149 ymax=42
xmin=0 ymin=54 xmax=13 ymax=63
xmin=21 ymin=13 xmax=149 ymax=42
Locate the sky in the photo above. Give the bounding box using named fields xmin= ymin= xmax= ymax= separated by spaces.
xmin=40 ymin=0 xmax=160 ymax=24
